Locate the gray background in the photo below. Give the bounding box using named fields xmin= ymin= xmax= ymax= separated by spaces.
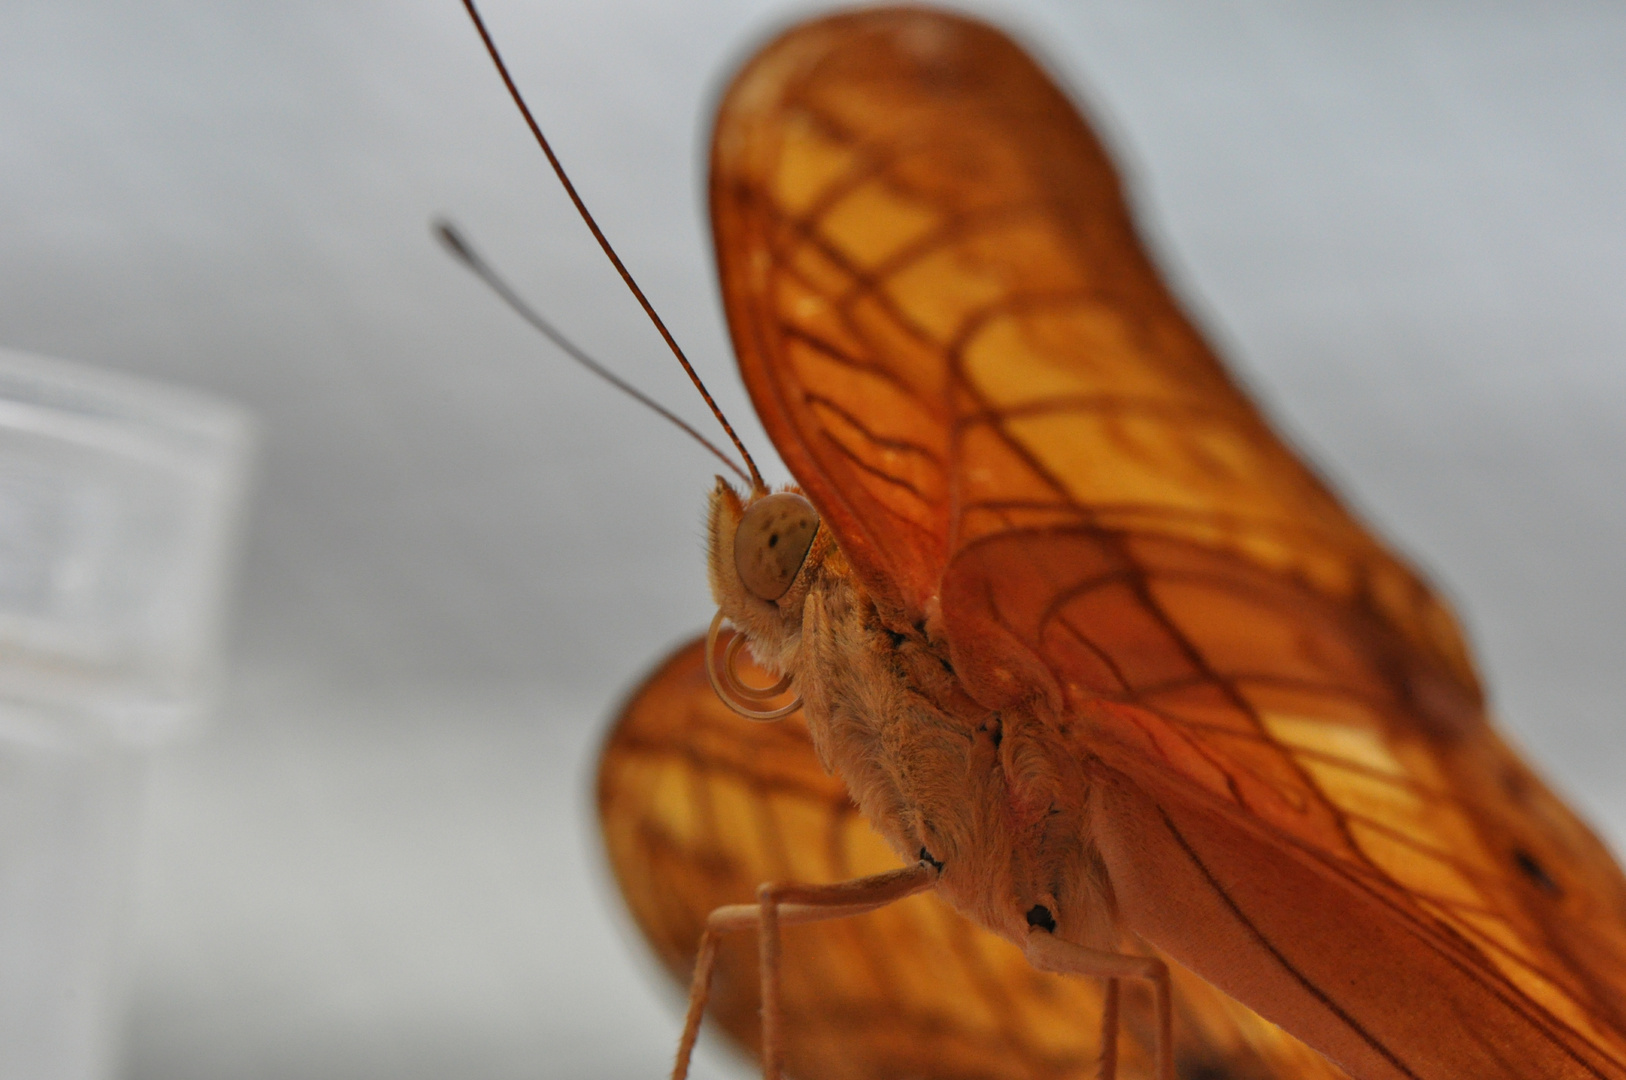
xmin=2 ymin=1 xmax=1625 ymax=1077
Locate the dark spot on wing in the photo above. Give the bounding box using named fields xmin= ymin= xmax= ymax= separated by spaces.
xmin=1514 ymin=848 xmax=1561 ymax=896
xmin=1181 ymin=1063 xmax=1242 ymax=1080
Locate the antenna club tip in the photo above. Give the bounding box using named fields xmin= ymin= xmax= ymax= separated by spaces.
xmin=433 ymin=219 xmax=475 ymax=264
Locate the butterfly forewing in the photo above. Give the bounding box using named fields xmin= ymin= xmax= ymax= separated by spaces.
xmin=708 ymin=7 xmax=1626 ymax=1079
xmin=598 ymin=637 xmax=1355 ymax=1080
xmin=710 ymin=8 xmax=1472 ymax=693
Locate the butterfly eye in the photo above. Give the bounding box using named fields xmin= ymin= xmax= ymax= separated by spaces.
xmin=734 ymin=493 xmax=820 ymax=601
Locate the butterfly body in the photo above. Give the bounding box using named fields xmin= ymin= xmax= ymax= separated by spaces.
xmin=592 ymin=6 xmax=1626 ymax=1079
xmin=709 ymin=479 xmax=1123 ymax=955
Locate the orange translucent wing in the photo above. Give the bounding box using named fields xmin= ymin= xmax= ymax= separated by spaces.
xmin=943 ymin=530 xmax=1626 ymax=1079
xmin=709 ymin=7 xmax=1626 ymax=1079
xmin=598 ymin=635 xmax=1354 ymax=1080
xmin=710 ymin=6 xmax=1470 ymax=695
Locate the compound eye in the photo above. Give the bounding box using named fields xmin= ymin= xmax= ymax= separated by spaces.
xmin=734 ymin=493 xmax=820 ymax=601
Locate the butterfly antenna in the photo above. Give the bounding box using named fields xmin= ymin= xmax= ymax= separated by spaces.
xmin=435 ymin=222 xmax=752 ymax=485
xmin=459 ymin=0 xmax=767 ymax=493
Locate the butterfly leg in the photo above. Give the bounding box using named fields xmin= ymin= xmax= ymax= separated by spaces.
xmin=1026 ymin=931 xmax=1173 ymax=1080
xmin=671 ymin=861 xmax=938 ymax=1080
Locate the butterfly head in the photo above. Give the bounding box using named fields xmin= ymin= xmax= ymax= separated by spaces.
xmin=704 ymin=480 xmax=835 ymax=711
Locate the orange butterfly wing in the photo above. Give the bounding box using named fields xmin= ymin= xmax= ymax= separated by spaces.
xmin=709 ymin=7 xmax=1626 ymax=1080
xmin=599 ymin=636 xmax=1354 ymax=1080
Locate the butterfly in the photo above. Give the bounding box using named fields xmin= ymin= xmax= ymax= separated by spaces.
xmin=457 ymin=4 xmax=1626 ymax=1079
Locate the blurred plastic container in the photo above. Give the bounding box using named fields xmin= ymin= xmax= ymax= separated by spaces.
xmin=0 ymin=346 xmax=252 ymax=1080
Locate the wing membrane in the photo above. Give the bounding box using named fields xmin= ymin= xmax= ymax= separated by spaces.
xmin=709 ymin=8 xmax=1626 ymax=1078
xmin=710 ymin=8 xmax=1473 ymax=698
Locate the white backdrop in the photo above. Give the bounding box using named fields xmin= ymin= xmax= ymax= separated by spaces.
xmin=2 ymin=2 xmax=1624 ymax=1078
